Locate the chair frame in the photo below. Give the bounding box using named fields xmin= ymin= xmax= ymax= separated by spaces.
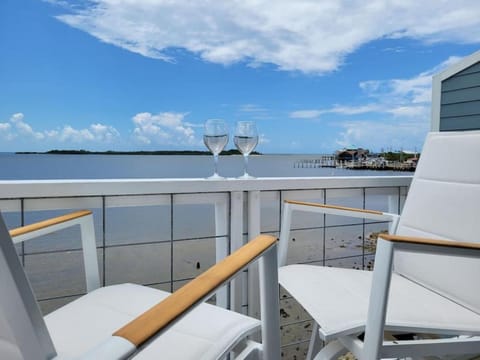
xmin=358 ymin=234 xmax=480 ymax=359
xmin=1 ymin=210 xmax=281 ymax=360
xmin=278 ymin=200 xmax=400 ymax=268
xmin=279 ymin=199 xmax=480 ymax=360
xmin=10 ymin=210 xmax=100 ymax=292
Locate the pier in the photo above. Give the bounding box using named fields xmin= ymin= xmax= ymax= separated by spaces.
xmin=294 ymin=155 xmax=336 ymax=168
xmin=294 ymin=153 xmax=417 ymax=172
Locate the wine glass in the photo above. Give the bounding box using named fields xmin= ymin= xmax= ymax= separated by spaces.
xmin=203 ymin=119 xmax=229 ymax=179
xmin=234 ymin=121 xmax=258 ymax=178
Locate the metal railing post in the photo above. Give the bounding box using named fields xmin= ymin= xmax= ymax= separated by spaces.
xmin=259 ymin=245 xmax=281 ymax=360
xmin=214 ymin=198 xmax=229 ymax=308
xmin=388 ymin=194 xmax=399 ymax=215
xmin=79 ymin=214 xmax=101 ymax=292
xmin=230 ymin=191 xmax=244 ymax=313
xmin=248 ymin=190 xmax=261 ymax=320
xmin=278 ymin=201 xmax=292 ymax=267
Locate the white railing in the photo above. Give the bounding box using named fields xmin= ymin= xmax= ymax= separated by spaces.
xmin=0 ymin=175 xmax=412 ymax=357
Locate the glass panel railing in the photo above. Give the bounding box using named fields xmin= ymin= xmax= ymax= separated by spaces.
xmin=0 ymin=176 xmax=413 ymax=356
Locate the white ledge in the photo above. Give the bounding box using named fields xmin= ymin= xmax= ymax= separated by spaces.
xmin=0 ymin=176 xmax=413 ymax=198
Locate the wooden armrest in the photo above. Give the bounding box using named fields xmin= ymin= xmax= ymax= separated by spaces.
xmin=285 ymin=199 xmax=383 ymax=215
xmin=9 ymin=210 xmax=92 ymax=238
xmin=113 ymin=234 xmax=277 ymax=347
xmin=379 ymin=234 xmax=480 ymax=251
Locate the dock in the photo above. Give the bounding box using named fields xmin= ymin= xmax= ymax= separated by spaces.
xmin=294 ymin=155 xmax=336 ymax=168
xmin=294 ymin=156 xmax=416 ymax=172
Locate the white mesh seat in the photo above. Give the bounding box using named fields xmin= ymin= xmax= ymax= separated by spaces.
xmin=46 ymin=284 xmax=260 ymax=360
xmin=280 ymin=265 xmax=480 ymax=341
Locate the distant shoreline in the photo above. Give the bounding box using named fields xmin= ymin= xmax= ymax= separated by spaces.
xmin=16 ymin=149 xmax=262 ymax=156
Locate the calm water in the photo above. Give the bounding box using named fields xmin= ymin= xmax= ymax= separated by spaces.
xmin=1 ymin=153 xmax=410 ymax=179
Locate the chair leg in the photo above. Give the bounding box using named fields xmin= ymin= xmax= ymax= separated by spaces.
xmin=233 ymin=340 xmax=262 ymax=360
xmin=306 ymin=322 xmax=322 ymax=360
xmin=312 ymin=340 xmax=348 ymax=360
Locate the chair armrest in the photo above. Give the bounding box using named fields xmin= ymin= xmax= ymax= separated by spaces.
xmin=9 ymin=210 xmax=92 ymax=241
xmin=378 ymin=234 xmax=480 ymax=252
xmin=113 ymin=234 xmax=278 ymax=348
xmin=286 ymin=200 xmax=383 ymax=215
xmin=284 ymin=200 xmax=397 ymax=222
xmin=279 ymin=200 xmax=399 ymax=266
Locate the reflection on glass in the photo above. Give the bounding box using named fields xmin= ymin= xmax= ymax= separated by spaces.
xmin=234 ymin=121 xmax=258 ymax=178
xmin=203 ymin=119 xmax=228 ymax=179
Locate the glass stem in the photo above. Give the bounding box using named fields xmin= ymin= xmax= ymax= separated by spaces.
xmin=213 ymin=153 xmax=219 ymax=176
xmin=243 ymin=154 xmax=249 ymax=176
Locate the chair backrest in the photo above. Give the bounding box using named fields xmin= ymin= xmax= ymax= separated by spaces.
xmin=0 ymin=213 xmax=56 ymax=360
xmin=395 ymin=130 xmax=480 ymax=314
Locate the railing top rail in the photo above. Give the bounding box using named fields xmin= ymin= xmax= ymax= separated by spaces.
xmin=0 ymin=176 xmax=412 ymax=199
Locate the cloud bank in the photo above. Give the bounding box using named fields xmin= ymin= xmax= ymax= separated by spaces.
xmin=0 ymin=113 xmax=120 ymax=145
xmin=53 ymin=0 xmax=480 ymax=73
xmin=289 ymin=56 xmax=462 ymax=150
xmin=0 ymin=112 xmax=200 ymax=151
xmin=132 ymin=112 xmax=199 ymax=146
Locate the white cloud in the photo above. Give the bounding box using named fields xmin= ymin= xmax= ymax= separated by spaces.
xmin=328 ymin=104 xmax=383 ymax=116
xmin=0 ymin=123 xmax=11 ymax=131
xmin=291 ymin=57 xmax=461 ymax=121
xmin=289 ymin=56 xmax=462 ymax=149
xmin=52 ymin=1 xmax=480 ymax=74
xmin=58 ymin=126 xmax=94 ymax=142
xmin=289 ymin=110 xmax=322 ymax=119
xmin=0 ymin=113 xmax=120 ymax=147
xmin=360 ymin=56 xmax=462 ymax=107
xmin=10 ymin=113 xmax=25 ymax=122
xmin=237 ymin=104 xmax=272 ymax=120
xmin=387 ymin=106 xmax=429 ymax=118
xmin=7 ymin=113 xmax=45 ymax=140
xmin=55 ymin=124 xmax=120 ymax=143
xmin=132 ymin=112 xmax=198 ymax=146
xmin=239 ymin=104 xmax=267 ymax=113
xmin=0 ymin=121 xmax=14 ymax=141
xmin=290 ymin=104 xmax=383 ymax=119
xmin=335 ymin=119 xmax=429 ymax=151
xmin=90 ymin=123 xmax=120 ymax=142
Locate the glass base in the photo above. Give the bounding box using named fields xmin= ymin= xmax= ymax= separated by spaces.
xmin=207 ymin=173 xmax=224 ymax=179
xmin=238 ymin=173 xmax=255 ymax=179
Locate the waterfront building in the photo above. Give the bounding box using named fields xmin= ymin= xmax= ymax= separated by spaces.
xmin=432 ymin=49 xmax=480 ymax=132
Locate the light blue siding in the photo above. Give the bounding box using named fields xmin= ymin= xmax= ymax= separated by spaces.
xmin=442 ymin=71 xmax=480 ymax=92
xmin=440 ymin=61 xmax=480 ymax=131
xmin=455 ymin=61 xmax=480 ymax=76
xmin=440 ymin=100 xmax=480 ymax=117
xmin=440 ymin=115 xmax=480 ymax=131
xmin=441 ymin=86 xmax=480 ymax=105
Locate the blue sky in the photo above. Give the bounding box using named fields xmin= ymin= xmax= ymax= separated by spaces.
xmin=1 ymin=0 xmax=480 ymax=153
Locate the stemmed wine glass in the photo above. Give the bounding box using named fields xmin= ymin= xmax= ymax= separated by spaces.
xmin=203 ymin=119 xmax=229 ymax=179
xmin=234 ymin=121 xmax=258 ymax=178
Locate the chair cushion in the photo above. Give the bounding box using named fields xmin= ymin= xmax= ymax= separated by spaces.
xmin=395 ymin=130 xmax=480 ymax=314
xmin=45 ymin=283 xmax=260 ymax=359
xmin=0 ymin=339 xmax=22 ymax=360
xmin=279 ymin=264 xmax=480 ymax=341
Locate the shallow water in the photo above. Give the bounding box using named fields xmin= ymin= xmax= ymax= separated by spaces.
xmin=1 ymin=152 xmax=410 ymax=179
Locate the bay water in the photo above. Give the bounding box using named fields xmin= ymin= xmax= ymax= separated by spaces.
xmin=1 ymin=152 xmax=409 ymax=179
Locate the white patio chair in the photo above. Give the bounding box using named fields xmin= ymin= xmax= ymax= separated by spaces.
xmin=0 ymin=210 xmax=280 ymax=359
xmin=278 ymin=130 xmax=480 ymax=359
